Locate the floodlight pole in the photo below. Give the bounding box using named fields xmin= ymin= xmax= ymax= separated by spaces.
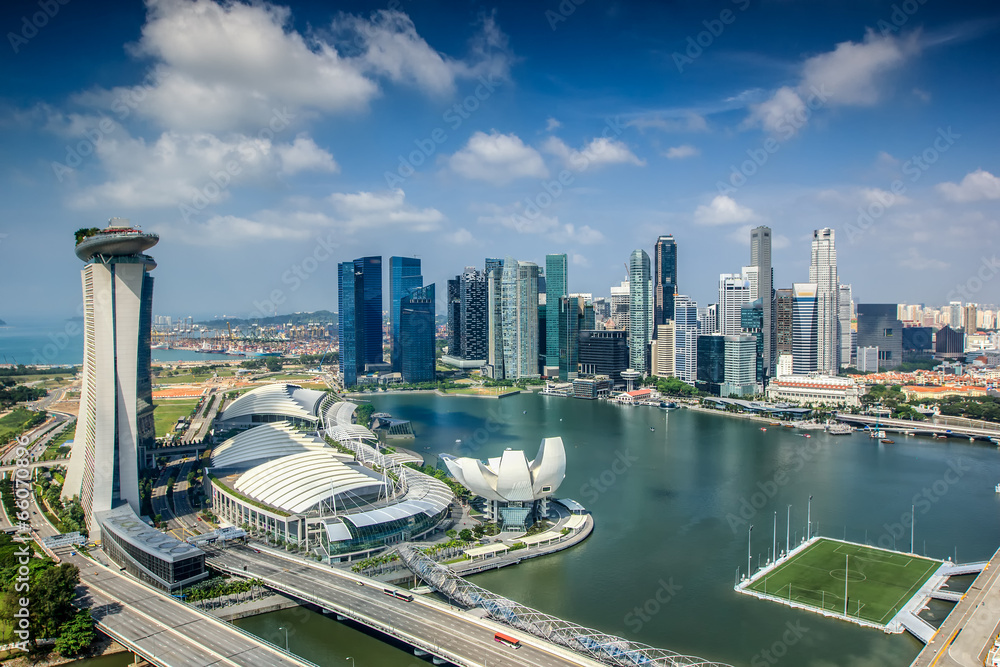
xmin=786 ymin=504 xmax=791 ymax=556
xmin=748 ymin=525 xmax=754 ymax=581
xmin=807 ymin=495 xmax=813 ymax=540
xmin=910 ymin=503 xmax=915 ymax=554
xmin=773 ymin=511 xmax=777 ymax=564
xmin=844 ymin=554 xmax=849 ymax=616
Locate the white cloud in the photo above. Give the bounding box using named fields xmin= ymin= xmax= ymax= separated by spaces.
xmin=74 ymin=0 xmax=511 ymax=134
xmin=627 ymin=112 xmax=708 ymax=133
xmin=746 ymin=31 xmax=918 ymax=136
xmin=329 ymin=188 xmax=443 ymax=232
xmin=545 ymin=117 xmax=561 ymax=132
xmin=693 ymin=195 xmax=759 ymax=226
xmin=276 ymin=134 xmax=339 ymax=175
xmin=664 ymin=144 xmax=699 ymax=160
xmin=476 ymin=203 xmax=604 ymax=245
xmin=570 ymin=253 xmax=591 ymax=268
xmin=897 ymin=247 xmax=949 ymax=271
xmin=168 ymin=212 xmax=323 ymax=244
xmin=445 ymin=228 xmax=477 ymax=245
xmin=936 ymin=169 xmax=1000 ymax=202
xmin=543 ymin=136 xmax=645 ymax=171
xmin=449 ymin=131 xmax=548 ymax=185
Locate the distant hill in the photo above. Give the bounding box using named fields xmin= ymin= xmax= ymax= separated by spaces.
xmin=0 ymin=319 xmax=6 ymax=326
xmin=198 ymin=310 xmax=337 ymax=328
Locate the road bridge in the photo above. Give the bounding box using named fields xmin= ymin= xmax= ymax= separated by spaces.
xmin=835 ymin=413 xmax=1000 ymax=440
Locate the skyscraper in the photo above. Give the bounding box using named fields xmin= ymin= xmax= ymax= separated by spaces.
xmin=776 ymin=288 xmax=793 ymax=356
xmin=338 ymin=256 xmax=383 ymax=387
xmin=650 ymin=323 xmax=676 ymax=378
xmin=964 ymin=304 xmax=978 ymax=332
xmin=809 ymin=228 xmax=839 ymax=373
xmin=838 ymin=284 xmax=854 ymax=368
xmin=578 ymin=329 xmax=629 ymax=385
xmin=653 ymin=235 xmax=677 ymax=326
xmin=399 ymin=284 xmax=436 ymax=383
xmin=390 ymin=257 xmax=422 ymax=372
xmin=741 ymin=299 xmax=765 ymax=385
xmin=446 ymin=277 xmax=461 ymax=357
xmin=673 ymin=295 xmax=699 ymax=384
xmin=63 ymin=221 xmax=158 ymax=539
xmin=558 ymin=295 xmax=594 ymax=380
xmin=628 ymin=250 xmax=652 ymax=373
xmin=750 ymin=226 xmax=775 ymax=374
xmin=792 ymin=283 xmax=818 ymax=375
xmin=696 ymin=335 xmax=726 ymax=395
xmin=545 ymin=254 xmax=567 ymax=370
xmin=856 ymin=304 xmax=903 ymax=370
xmin=718 ymin=272 xmax=752 ymax=335
xmin=610 ymin=280 xmax=630 ymax=331
xmin=444 ymin=267 xmax=488 ymax=367
xmin=497 ymin=258 xmax=540 ymax=379
xmin=722 ymin=335 xmax=759 ymax=397
xmin=485 ymin=260 xmax=505 ymax=379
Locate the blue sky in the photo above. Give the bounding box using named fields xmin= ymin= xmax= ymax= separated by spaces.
xmin=1 ymin=0 xmax=998 ymax=322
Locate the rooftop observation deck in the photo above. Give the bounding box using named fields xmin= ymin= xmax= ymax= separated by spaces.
xmin=75 ymin=227 xmax=159 ymax=262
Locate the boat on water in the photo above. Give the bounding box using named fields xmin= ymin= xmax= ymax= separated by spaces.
xmin=783 ymin=424 xmax=795 ymax=428
xmin=995 ymin=483 xmax=1000 ymax=494
xmin=880 ymin=438 xmax=895 ymax=445
xmin=760 ymin=427 xmax=767 ymax=432
xmin=769 ymin=422 xmax=781 ymax=426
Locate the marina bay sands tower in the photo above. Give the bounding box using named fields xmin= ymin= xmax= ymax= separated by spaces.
xmin=62 ymin=220 xmax=158 ymax=539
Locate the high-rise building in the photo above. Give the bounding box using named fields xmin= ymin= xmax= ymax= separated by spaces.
xmin=446 ymin=277 xmax=461 ymax=356
xmin=856 ymin=304 xmax=902 ymax=370
xmin=545 ymin=254 xmax=568 ymax=369
xmin=610 ymin=280 xmax=630 ymax=331
xmin=776 ymin=288 xmax=793 ymax=356
xmin=485 ymin=260 xmax=505 ymax=379
xmin=338 ymin=256 xmax=383 ymax=387
xmin=947 ymin=301 xmax=963 ymax=328
xmin=718 ymin=272 xmax=752 ymax=335
xmin=628 ymin=250 xmax=652 ymax=373
xmin=857 ymin=346 xmax=879 ymax=372
xmin=696 ymin=335 xmax=726 ymax=395
xmin=579 ymin=329 xmax=629 ymax=385
xmin=699 ymin=304 xmax=718 ymax=335
xmin=674 ymin=295 xmax=699 ymax=384
xmin=740 ymin=299 xmax=765 ymax=385
xmin=964 ymin=304 xmax=978 ymax=333
xmin=809 ymin=228 xmax=839 ymax=373
xmin=63 ymin=221 xmax=158 ymax=539
xmin=653 ymin=235 xmax=677 ymax=326
xmin=935 ymin=325 xmax=965 ymax=359
xmin=558 ymin=295 xmax=595 ymax=380
xmin=650 ymin=323 xmax=676 ymax=378
xmin=592 ymin=297 xmax=610 ymax=322
xmin=792 ymin=283 xmax=818 ymax=375
xmin=390 ymin=256 xmax=422 ymax=372
xmin=399 ymin=284 xmax=436 ymax=383
xmin=722 ymin=335 xmax=758 ymax=397
xmin=498 ymin=258 xmax=540 ymax=379
xmin=750 ymin=226 xmax=775 ymax=374
xmin=838 ymin=284 xmax=854 ymax=368
xmin=444 ymin=267 xmax=488 ymax=368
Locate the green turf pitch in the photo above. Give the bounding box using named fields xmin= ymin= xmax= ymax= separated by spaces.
xmin=747 ymin=539 xmax=940 ymax=625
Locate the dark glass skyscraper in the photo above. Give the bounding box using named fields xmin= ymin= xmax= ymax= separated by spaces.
xmin=390 ymin=256 xmax=422 ymax=372
xmin=653 ymin=235 xmax=677 ymax=326
xmin=578 ymin=329 xmax=629 ymax=385
xmin=776 ymin=288 xmax=793 ymax=356
xmin=741 ymin=298 xmax=765 ymax=385
xmin=558 ymin=295 xmax=595 ymax=381
xmin=545 ymin=254 xmax=567 ymax=369
xmin=856 ymin=304 xmax=903 ymax=369
xmin=338 ymin=256 xmax=383 ymax=387
xmin=750 ymin=226 xmax=775 ymax=375
xmin=696 ymin=335 xmax=726 ymax=395
xmin=400 ymin=284 xmax=436 ymax=383
xmin=446 ymin=267 xmax=488 ymax=363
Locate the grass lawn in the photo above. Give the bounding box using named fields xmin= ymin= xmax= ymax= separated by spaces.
xmin=0 ymin=407 xmax=44 ymax=442
xmin=153 ymin=399 xmax=200 ymax=437
xmin=40 ymin=421 xmax=76 ymax=461
xmin=748 ymin=538 xmax=940 ymax=625
xmin=443 ymin=386 xmax=510 ymax=396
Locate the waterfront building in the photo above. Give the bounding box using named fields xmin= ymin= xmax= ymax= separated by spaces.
xmin=696 ymin=335 xmax=726 ymax=395
xmin=339 ymin=256 xmax=383 ymax=387
xmin=722 ymin=335 xmax=759 ymax=397
xmin=857 ymin=346 xmax=879 ymax=372
xmin=446 ymin=277 xmax=461 ymax=357
xmin=443 ymin=437 xmax=566 ymax=531
xmin=653 ymin=235 xmax=677 ymax=327
xmin=485 ymin=259 xmax=505 ymax=378
xmin=674 ymin=295 xmax=699 ymax=384
xmin=718 ymin=272 xmax=752 ymax=335
xmin=546 ymin=254 xmax=568 ymax=369
xmin=63 ymin=220 xmax=158 ymax=539
xmin=809 ymin=228 xmax=840 ymax=373
xmin=628 ymin=250 xmax=652 ymax=373
xmin=740 ymin=299 xmax=765 ymax=385
xmin=215 ymin=382 xmax=333 ymax=430
xmin=400 ymin=284 xmax=436 ymax=383
xmin=572 ymin=376 xmax=614 ymax=399
xmin=578 ymin=329 xmax=629 ymax=386
xmin=650 ymin=323 xmax=676 ymax=378
xmin=792 ymin=283 xmax=818 ymax=375
xmin=856 ymin=304 xmax=902 ymax=370
xmin=765 ymin=375 xmax=865 ymax=407
xmin=610 ymin=280 xmax=630 ymax=331
xmin=559 ymin=295 xmax=595 ymax=381
xmin=775 ymin=353 xmax=793 ymax=378
xmin=500 ymin=258 xmax=541 ymax=379
xmin=776 ymin=288 xmax=793 ymax=356
xmin=839 ymin=284 xmax=854 ymax=368
xmin=750 ymin=226 xmax=776 ymax=374
xmin=390 ymin=257 xmax=422 ymax=372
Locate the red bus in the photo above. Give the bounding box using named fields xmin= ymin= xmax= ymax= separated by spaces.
xmin=494 ymin=632 xmax=521 ymax=648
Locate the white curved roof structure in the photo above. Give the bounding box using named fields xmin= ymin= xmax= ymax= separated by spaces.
xmin=326 ymin=401 xmax=357 ymax=427
xmin=327 ymin=424 xmax=378 ymax=443
xmin=210 ymin=422 xmax=331 ymax=469
xmin=235 ymin=451 xmax=385 ymax=514
xmin=218 ymin=383 xmax=327 ymax=423
xmin=443 ymin=437 xmax=566 ymax=502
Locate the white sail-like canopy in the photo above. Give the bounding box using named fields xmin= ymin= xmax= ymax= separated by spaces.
xmin=442 ymin=437 xmax=566 ymax=502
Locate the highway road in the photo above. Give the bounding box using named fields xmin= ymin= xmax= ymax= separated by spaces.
xmin=172 ymin=457 xmax=204 ymax=535
xmin=0 ymin=413 xmax=70 ymax=464
xmin=911 ymin=548 xmax=1000 ymax=667
xmin=209 ymin=545 xmax=606 ymax=667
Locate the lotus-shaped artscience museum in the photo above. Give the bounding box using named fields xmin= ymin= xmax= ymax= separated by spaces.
xmin=442 ymin=437 xmax=566 ymax=529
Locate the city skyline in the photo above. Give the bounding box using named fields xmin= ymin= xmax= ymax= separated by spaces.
xmin=2 ymin=0 xmax=999 ymax=321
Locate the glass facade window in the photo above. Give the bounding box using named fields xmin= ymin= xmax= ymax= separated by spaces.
xmin=856 ymin=304 xmax=903 ymax=369
xmin=654 ymin=236 xmax=677 ymax=327
xmin=400 ymin=284 xmax=436 ymax=383
xmin=578 ymin=330 xmax=628 ymax=385
xmin=545 ymin=254 xmax=568 ymax=367
xmin=390 ymin=257 xmax=423 ymax=372
xmin=696 ymin=335 xmax=726 ymax=395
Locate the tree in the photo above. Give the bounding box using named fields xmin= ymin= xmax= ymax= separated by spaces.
xmin=459 ymin=529 xmax=474 ymax=542
xmin=264 ymin=357 xmax=283 ymax=373
xmin=54 ymin=608 xmax=95 ymax=657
